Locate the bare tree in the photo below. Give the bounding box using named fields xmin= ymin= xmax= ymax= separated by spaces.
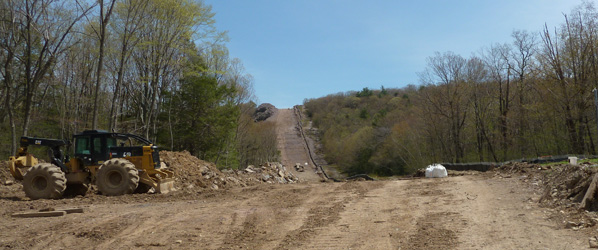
xmin=419 ymin=52 xmax=469 ymax=162
xmin=466 ymin=56 xmax=497 ymax=161
xmin=511 ymin=29 xmax=537 ymax=156
xmin=91 ymin=0 xmax=116 ymax=129
xmin=539 ymin=7 xmax=596 ymax=154
xmin=0 ymin=0 xmax=21 ymax=155
xmin=18 ymin=0 xmax=93 ymax=137
xmin=108 ymin=0 xmax=147 ymax=132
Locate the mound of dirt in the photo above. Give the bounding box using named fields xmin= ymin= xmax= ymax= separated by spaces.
xmin=160 ymin=151 xmax=226 ymax=190
xmin=495 ymin=161 xmax=545 ymax=174
xmin=0 ymin=161 xmax=20 ymax=186
xmin=538 ymin=164 xmax=594 ymax=206
xmin=494 ymin=161 xmax=598 ymax=231
xmin=159 ymin=151 xmax=298 ymax=192
xmin=494 ymin=162 xmax=598 ymax=210
xmin=0 ymin=161 xmax=11 ymax=184
xmin=0 ymin=161 xmax=25 ymax=199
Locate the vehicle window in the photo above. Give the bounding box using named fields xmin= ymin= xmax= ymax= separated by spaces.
xmin=107 ymin=137 xmax=116 ymax=148
xmin=93 ymin=137 xmax=102 ymax=155
xmin=75 ymin=137 xmax=90 ymax=155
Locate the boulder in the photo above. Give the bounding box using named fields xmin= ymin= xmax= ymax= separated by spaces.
xmin=253 ymin=103 xmax=277 ymax=121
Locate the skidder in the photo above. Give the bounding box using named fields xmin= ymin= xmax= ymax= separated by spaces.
xmin=8 ymin=130 xmax=175 ymax=199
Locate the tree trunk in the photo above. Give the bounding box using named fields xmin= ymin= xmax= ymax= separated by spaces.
xmin=586 ymin=116 xmax=596 ymax=155
xmin=92 ymin=0 xmax=116 ymax=130
xmin=109 ymin=44 xmax=127 ymax=132
xmin=3 ymin=51 xmax=17 ymax=155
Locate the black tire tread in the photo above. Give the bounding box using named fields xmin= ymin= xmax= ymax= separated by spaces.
xmin=96 ymin=159 xmax=139 ymax=196
xmin=23 ymin=163 xmax=66 ymax=200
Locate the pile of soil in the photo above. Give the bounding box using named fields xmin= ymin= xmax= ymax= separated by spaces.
xmin=0 ymin=161 xmax=26 ymax=200
xmin=494 ymin=162 xmax=598 ymax=209
xmin=0 ymin=161 xmax=12 ymax=184
xmin=160 ymin=150 xmax=299 ymax=191
xmin=538 ymin=165 xmax=594 ymax=206
xmin=494 ymin=162 xmax=598 ymax=231
xmin=160 ymin=151 xmax=228 ymax=190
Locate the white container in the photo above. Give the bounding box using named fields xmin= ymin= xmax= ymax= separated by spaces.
xmin=569 ymin=157 xmax=578 ymax=165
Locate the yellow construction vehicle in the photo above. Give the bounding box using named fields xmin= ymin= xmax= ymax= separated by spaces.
xmin=8 ymin=130 xmax=175 ymax=199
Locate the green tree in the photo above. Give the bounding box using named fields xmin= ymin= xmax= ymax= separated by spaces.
xmin=167 ymin=63 xmax=238 ymax=162
xmin=130 ymin=0 xmax=220 ymax=139
xmin=356 ymin=87 xmax=373 ymax=97
xmin=108 ymin=0 xmax=148 ymax=132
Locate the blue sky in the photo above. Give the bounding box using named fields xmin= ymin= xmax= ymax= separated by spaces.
xmin=205 ymin=0 xmax=583 ymax=108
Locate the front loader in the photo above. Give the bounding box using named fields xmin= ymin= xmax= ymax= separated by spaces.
xmin=8 ymin=130 xmax=175 ymax=199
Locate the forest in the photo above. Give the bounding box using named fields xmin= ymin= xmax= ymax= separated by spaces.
xmin=304 ymin=2 xmax=598 ymax=176
xmin=0 ymin=0 xmax=278 ymax=168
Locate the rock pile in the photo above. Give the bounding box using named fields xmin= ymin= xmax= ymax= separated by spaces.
xmin=241 ymin=162 xmax=299 ymax=184
xmin=493 ymin=161 xmax=598 ymax=237
xmin=535 ymin=164 xmax=598 ymax=211
xmin=159 ymin=151 xmax=298 ymax=191
xmin=493 ymin=162 xmax=598 ymax=210
xmin=253 ymin=103 xmax=277 ymax=121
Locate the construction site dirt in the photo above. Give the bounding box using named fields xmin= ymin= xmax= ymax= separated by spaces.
xmin=0 ymin=108 xmax=596 ymax=249
xmin=0 ymin=169 xmax=591 ymax=249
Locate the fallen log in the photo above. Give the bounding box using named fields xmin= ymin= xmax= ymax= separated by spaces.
xmin=12 ymin=211 xmax=66 ymax=218
xmin=580 ymin=173 xmax=598 ymax=211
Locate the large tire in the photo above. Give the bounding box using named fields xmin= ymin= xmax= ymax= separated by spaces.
xmin=96 ymin=159 xmax=139 ymax=196
xmin=23 ymin=163 xmax=66 ymax=200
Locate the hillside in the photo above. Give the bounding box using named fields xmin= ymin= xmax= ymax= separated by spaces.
xmin=303 ymin=80 xmax=598 ymax=176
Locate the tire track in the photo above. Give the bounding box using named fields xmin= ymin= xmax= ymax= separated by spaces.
xmin=276 ymin=182 xmax=384 ymax=249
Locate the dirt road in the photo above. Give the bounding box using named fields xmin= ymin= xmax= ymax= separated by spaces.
xmin=0 ymin=173 xmax=587 ymax=249
xmin=272 ymin=108 xmax=322 ymax=182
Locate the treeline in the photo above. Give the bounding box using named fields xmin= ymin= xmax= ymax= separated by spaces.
xmin=304 ymin=2 xmax=598 ymax=176
xmin=0 ymin=0 xmax=277 ymax=168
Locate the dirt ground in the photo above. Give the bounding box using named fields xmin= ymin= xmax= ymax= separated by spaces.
xmin=0 ymin=171 xmax=591 ymax=250
xmin=0 ymin=109 xmax=595 ymax=249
